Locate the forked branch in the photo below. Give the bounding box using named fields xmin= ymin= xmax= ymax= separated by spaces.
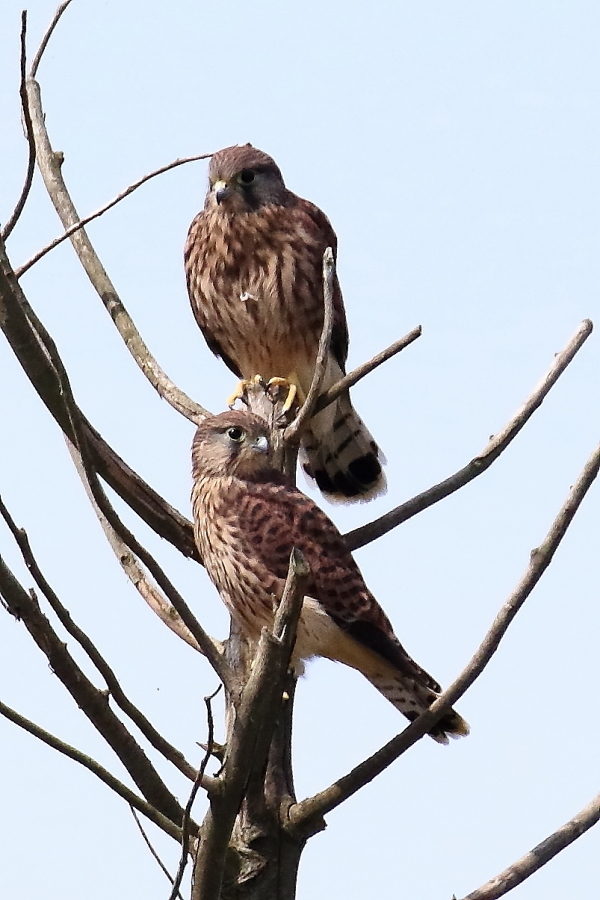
xmin=288 ymin=440 xmax=600 ymax=831
xmin=345 ymin=319 xmax=594 ymax=550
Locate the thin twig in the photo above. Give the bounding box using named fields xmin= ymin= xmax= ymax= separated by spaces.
xmin=458 ymin=792 xmax=600 ymax=900
xmin=15 ymin=153 xmax=213 ymax=279
xmin=0 ymin=698 xmax=181 ymax=841
xmin=170 ymin=685 xmax=222 ymax=900
xmin=0 ymin=493 xmax=200 ymax=783
xmin=345 ymin=319 xmax=594 ymax=550
xmin=284 ymin=248 xmax=335 ymax=444
xmin=23 ymin=77 xmax=209 ymax=423
xmin=288 ymin=441 xmax=600 ymax=831
xmin=314 ymin=325 xmax=422 ymax=415
xmin=2 ymin=13 xmax=37 ymax=241
xmin=29 ymin=0 xmax=74 ymax=78
xmin=130 ymin=808 xmax=184 ymax=899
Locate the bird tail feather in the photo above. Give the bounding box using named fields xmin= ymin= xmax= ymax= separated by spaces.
xmin=300 ymin=391 xmax=386 ymax=502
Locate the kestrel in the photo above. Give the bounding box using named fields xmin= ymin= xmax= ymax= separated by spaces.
xmin=191 ymin=411 xmax=469 ymax=743
xmin=184 ymin=144 xmax=385 ymax=502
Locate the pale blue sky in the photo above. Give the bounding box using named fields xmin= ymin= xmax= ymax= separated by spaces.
xmin=1 ymin=2 xmax=598 ymax=898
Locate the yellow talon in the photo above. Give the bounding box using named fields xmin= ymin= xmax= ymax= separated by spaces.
xmin=226 ymin=375 xmax=264 ymax=408
xmin=266 ymin=378 xmax=298 ymax=414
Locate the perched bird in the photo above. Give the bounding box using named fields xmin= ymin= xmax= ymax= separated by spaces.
xmin=184 ymin=143 xmax=385 ymax=502
xmin=191 ymin=410 xmax=469 ymax=743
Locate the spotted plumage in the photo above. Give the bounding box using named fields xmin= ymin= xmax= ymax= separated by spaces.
xmin=191 ymin=411 xmax=469 ymax=743
xmin=184 ymin=144 xmax=385 ymax=502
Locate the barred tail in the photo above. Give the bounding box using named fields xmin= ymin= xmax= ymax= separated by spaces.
xmin=367 ymin=670 xmax=470 ymax=744
xmin=300 ymin=392 xmax=386 ymax=502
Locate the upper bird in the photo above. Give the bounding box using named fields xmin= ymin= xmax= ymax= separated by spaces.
xmin=191 ymin=410 xmax=469 ymax=744
xmin=184 ymin=144 xmax=385 ymax=502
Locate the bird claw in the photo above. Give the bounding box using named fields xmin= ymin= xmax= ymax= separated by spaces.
xmin=266 ymin=378 xmax=298 ymax=415
xmin=226 ymin=375 xmax=265 ymax=408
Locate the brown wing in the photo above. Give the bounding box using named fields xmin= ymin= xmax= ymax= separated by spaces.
xmin=184 ymin=211 xmax=244 ymax=378
xmin=231 ymin=476 xmax=439 ymax=690
xmin=295 ymin=196 xmax=349 ymax=368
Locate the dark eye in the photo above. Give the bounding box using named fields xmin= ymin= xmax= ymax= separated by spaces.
xmin=227 ymin=426 xmax=245 ymax=442
xmin=238 ymin=169 xmax=255 ymax=185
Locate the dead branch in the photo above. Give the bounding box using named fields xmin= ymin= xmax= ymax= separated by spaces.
xmin=345 ymin=319 xmax=594 ymax=550
xmin=29 ymin=0 xmax=74 ymax=79
xmin=23 ymin=77 xmax=209 ymax=423
xmin=1 ymin=236 xmax=229 ymax=685
xmin=458 ymin=792 xmax=600 ymax=900
xmin=66 ymin=439 xmax=212 ymax=653
xmin=0 ymin=697 xmax=182 ymax=841
xmin=170 ymin=686 xmax=221 ymax=900
xmin=284 ymin=248 xmax=335 ymax=444
xmin=287 ymin=439 xmax=600 ymax=833
xmin=1 ymin=13 xmax=36 ymax=241
xmin=314 ymin=325 xmax=422 ymax=415
xmin=0 ymin=240 xmax=199 ymax=561
xmin=15 ymin=152 xmax=214 ymax=279
xmin=192 ymin=550 xmax=310 ymax=900
xmin=0 ymin=493 xmax=199 ymax=783
xmin=26 ymin=295 xmax=229 ymax=688
xmin=130 ymin=807 xmax=185 ymax=898
xmin=0 ymin=553 xmax=188 ymax=828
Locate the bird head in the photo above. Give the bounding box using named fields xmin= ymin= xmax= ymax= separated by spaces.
xmin=204 ymin=144 xmax=289 ymax=212
xmin=192 ymin=410 xmax=274 ymax=481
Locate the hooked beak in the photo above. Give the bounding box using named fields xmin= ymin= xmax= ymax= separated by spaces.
xmin=213 ymin=180 xmax=231 ymax=204
xmin=252 ymin=435 xmax=269 ymax=454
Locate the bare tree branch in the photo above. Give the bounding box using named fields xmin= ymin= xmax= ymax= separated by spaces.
xmin=23 ymin=77 xmax=209 ymax=423
xmin=0 ymin=553 xmax=188 ymax=828
xmin=288 ymin=440 xmax=600 ymax=832
xmin=314 ymin=325 xmax=422 ymax=415
xmin=192 ymin=550 xmax=310 ymax=900
xmin=170 ymin=685 xmax=222 ymax=900
xmin=1 ymin=13 xmax=36 ymax=241
xmin=29 ymin=0 xmax=74 ymax=79
xmin=0 ymin=697 xmax=182 ymax=841
xmin=458 ymin=792 xmax=600 ymax=900
xmin=66 ymin=439 xmax=214 ymax=654
xmin=345 ymin=319 xmax=594 ymax=550
xmin=0 ymin=492 xmax=200 ymax=783
xmin=284 ymin=248 xmax=335 ymax=444
xmin=15 ymin=152 xmax=213 ymax=279
xmin=0 ymin=239 xmax=200 ymax=561
xmin=130 ymin=807 xmax=184 ymax=899
xmin=22 ymin=300 xmax=230 ymax=688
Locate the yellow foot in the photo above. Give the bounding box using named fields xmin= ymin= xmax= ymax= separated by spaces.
xmin=267 ymin=377 xmax=298 ymax=414
xmin=226 ymin=375 xmax=264 ymax=408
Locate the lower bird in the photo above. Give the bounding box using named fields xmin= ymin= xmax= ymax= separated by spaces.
xmin=191 ymin=410 xmax=468 ymax=743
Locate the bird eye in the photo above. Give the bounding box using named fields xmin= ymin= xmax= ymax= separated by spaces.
xmin=238 ymin=169 xmax=255 ymax=185
xmin=226 ymin=426 xmax=245 ymax=442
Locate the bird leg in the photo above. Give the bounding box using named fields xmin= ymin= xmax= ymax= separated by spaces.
xmin=226 ymin=374 xmax=265 ymax=408
xmin=267 ymin=375 xmax=305 ymax=416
